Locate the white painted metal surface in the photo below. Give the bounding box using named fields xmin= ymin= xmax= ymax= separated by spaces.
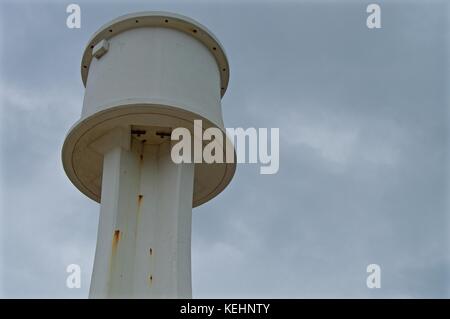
xmin=61 ymin=12 xmax=235 ymax=298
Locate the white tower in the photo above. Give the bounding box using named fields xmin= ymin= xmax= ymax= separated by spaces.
xmin=62 ymin=12 xmax=235 ymax=298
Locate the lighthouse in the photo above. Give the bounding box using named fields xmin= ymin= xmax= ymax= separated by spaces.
xmin=62 ymin=12 xmax=235 ymax=298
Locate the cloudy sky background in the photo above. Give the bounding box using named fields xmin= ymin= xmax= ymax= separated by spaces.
xmin=0 ymin=0 xmax=449 ymax=298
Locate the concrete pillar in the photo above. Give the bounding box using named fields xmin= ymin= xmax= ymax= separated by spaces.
xmin=89 ymin=129 xmax=194 ymax=298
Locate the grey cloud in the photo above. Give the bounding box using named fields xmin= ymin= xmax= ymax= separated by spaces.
xmin=1 ymin=0 xmax=448 ymax=298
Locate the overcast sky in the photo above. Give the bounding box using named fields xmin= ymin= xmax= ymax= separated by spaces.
xmin=0 ymin=0 xmax=449 ymax=298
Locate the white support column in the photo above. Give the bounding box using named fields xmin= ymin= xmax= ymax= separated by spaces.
xmin=89 ymin=129 xmax=195 ymax=299
xmin=133 ymin=142 xmax=194 ymax=298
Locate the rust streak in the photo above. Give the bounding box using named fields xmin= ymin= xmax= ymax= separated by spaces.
xmin=136 ymin=195 xmax=143 ymax=233
xmin=148 ymin=275 xmax=153 ymax=286
xmin=112 ymin=229 xmax=120 ymax=255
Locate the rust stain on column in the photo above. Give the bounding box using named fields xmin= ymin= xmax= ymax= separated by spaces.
xmin=148 ymin=275 xmax=153 ymax=286
xmin=137 ymin=195 xmax=143 ymax=221
xmin=112 ymin=229 xmax=121 ymax=256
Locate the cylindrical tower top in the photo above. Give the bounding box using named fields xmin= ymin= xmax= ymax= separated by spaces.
xmin=62 ymin=12 xmax=236 ymax=207
xmin=80 ymin=11 xmax=230 ymax=96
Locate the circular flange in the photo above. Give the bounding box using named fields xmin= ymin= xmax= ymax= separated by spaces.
xmin=62 ymin=101 xmax=236 ymax=208
xmin=81 ymin=11 xmax=230 ymax=97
